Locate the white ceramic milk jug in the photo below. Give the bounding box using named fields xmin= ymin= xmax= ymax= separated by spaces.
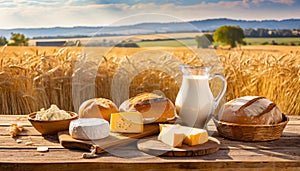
xmin=175 ymin=65 xmax=227 ymax=128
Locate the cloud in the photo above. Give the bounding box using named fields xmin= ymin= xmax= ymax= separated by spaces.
xmin=128 ymin=3 xmax=157 ymax=10
xmin=271 ymin=0 xmax=294 ymax=5
xmin=0 ymin=0 xmax=298 ymax=29
xmin=0 ymin=0 xmax=67 ymax=8
xmin=154 ymin=0 xmax=251 ymax=10
xmin=251 ymin=0 xmax=294 ymax=5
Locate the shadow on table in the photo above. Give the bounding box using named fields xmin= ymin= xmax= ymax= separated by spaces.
xmin=104 ymin=135 xmax=232 ymax=160
xmin=59 ymin=131 xmax=299 ymax=161
xmin=215 ymin=131 xmax=300 ymax=161
xmin=42 ymin=134 xmax=59 ymax=143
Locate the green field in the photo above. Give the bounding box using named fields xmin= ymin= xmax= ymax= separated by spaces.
xmin=137 ymin=39 xmax=197 ymax=47
xmin=244 ymin=37 xmax=300 ymax=45
xmin=137 ymin=37 xmax=300 ymax=47
xmin=30 ymin=32 xmax=300 ymax=47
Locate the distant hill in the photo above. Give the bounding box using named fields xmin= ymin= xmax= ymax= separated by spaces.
xmin=0 ymin=18 xmax=299 ymax=39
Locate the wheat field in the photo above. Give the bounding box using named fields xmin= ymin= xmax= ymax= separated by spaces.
xmin=0 ymin=45 xmax=299 ymax=115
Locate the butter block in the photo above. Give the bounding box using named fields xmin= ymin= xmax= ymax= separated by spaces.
xmin=158 ymin=124 xmax=208 ymax=146
xmin=158 ymin=125 xmax=185 ymax=147
xmin=110 ymin=112 xmax=143 ymax=133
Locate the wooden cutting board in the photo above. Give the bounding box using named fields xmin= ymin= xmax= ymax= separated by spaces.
xmin=58 ymin=124 xmax=159 ymax=154
xmin=137 ymin=136 xmax=220 ymax=157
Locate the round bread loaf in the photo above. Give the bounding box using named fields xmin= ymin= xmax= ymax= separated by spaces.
xmin=78 ymin=98 xmax=118 ymax=122
xmin=220 ymin=96 xmax=282 ymax=125
xmin=119 ymin=93 xmax=176 ymax=123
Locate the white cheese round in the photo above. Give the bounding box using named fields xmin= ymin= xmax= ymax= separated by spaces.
xmin=69 ymin=118 xmax=110 ymax=140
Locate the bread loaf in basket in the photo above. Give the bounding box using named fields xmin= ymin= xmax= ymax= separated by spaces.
xmin=214 ymin=96 xmax=288 ymax=141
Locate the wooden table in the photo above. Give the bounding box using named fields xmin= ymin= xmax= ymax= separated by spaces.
xmin=0 ymin=115 xmax=299 ymax=171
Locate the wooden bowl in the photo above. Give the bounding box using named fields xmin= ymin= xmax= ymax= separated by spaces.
xmin=213 ymin=114 xmax=289 ymax=141
xmin=28 ymin=112 xmax=78 ymax=135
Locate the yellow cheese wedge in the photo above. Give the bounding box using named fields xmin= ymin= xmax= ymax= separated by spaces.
xmin=158 ymin=124 xmax=208 ymax=146
xmin=158 ymin=125 xmax=185 ymax=147
xmin=180 ymin=127 xmax=208 ymax=146
xmin=110 ymin=112 xmax=143 ymax=133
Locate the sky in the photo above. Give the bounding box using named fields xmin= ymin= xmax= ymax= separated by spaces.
xmin=0 ymin=0 xmax=299 ymax=29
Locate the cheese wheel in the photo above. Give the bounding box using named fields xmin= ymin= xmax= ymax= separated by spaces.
xmin=220 ymin=96 xmax=282 ymax=125
xmin=78 ymin=98 xmax=118 ymax=122
xmin=69 ymin=118 xmax=110 ymax=140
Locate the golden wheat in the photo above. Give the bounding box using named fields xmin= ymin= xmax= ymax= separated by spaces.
xmin=0 ymin=46 xmax=299 ymax=115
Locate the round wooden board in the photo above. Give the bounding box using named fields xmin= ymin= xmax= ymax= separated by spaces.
xmin=137 ymin=136 xmax=220 ymax=157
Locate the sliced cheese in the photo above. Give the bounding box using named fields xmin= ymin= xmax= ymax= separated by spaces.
xmin=69 ymin=118 xmax=110 ymax=140
xmin=158 ymin=124 xmax=208 ymax=146
xmin=110 ymin=112 xmax=143 ymax=133
xmin=158 ymin=125 xmax=185 ymax=147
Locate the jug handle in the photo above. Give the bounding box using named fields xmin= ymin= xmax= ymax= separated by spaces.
xmin=209 ymin=73 xmax=227 ymax=109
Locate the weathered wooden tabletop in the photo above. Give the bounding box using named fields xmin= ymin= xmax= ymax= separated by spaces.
xmin=0 ymin=115 xmax=299 ymax=171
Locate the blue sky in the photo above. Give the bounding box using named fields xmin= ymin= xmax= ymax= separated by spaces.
xmin=0 ymin=0 xmax=299 ymax=29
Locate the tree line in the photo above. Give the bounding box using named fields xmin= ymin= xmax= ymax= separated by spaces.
xmin=244 ymin=28 xmax=300 ymax=37
xmin=195 ymin=26 xmax=300 ymax=48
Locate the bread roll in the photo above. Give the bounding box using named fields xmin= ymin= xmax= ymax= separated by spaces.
xmin=220 ymin=96 xmax=282 ymax=125
xmin=78 ymin=98 xmax=118 ymax=122
xmin=119 ymin=93 xmax=176 ymax=123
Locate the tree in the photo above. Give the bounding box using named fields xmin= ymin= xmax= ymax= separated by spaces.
xmin=9 ymin=32 xmax=29 ymax=46
xmin=213 ymin=26 xmax=245 ymax=48
xmin=195 ymin=34 xmax=213 ymax=48
xmin=0 ymin=36 xmax=8 ymax=46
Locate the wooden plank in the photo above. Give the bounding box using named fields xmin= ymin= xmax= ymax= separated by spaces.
xmin=0 ymin=115 xmax=28 ymax=121
xmin=288 ymin=115 xmax=300 ymax=120
xmin=0 ymin=135 xmax=62 ymax=149
xmin=0 ymin=162 xmax=300 ymax=171
xmin=1 ymin=134 xmax=300 ymax=161
xmin=285 ymin=124 xmax=300 ymax=132
xmin=1 ymin=134 xmax=299 ymax=161
xmin=282 ymin=131 xmax=300 ymax=137
xmin=0 ymin=141 xmax=299 ymax=170
xmin=0 ymin=127 xmax=41 ymax=136
xmin=0 ymin=148 xmax=299 ymax=162
xmin=0 ymin=115 xmax=31 ymax=126
xmin=218 ymin=137 xmax=300 ymax=150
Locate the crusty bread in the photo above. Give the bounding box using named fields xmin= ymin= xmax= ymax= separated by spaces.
xmin=119 ymin=93 xmax=176 ymax=123
xmin=220 ymin=96 xmax=282 ymax=125
xmin=78 ymin=98 xmax=118 ymax=122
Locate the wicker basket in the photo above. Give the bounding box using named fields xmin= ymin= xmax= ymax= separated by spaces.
xmin=213 ymin=114 xmax=289 ymax=141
